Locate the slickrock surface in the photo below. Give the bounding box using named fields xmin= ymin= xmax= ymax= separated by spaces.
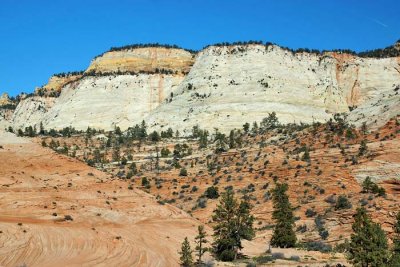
xmin=9 ymin=44 xmax=399 ymax=133
xmin=0 ymin=131 xmax=200 ymax=267
xmin=147 ymin=45 xmax=400 ymax=133
xmin=41 ymin=74 xmax=185 ymax=130
xmin=11 ymin=96 xmax=56 ymax=130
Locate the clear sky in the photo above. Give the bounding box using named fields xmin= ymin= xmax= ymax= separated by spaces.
xmin=1 ymin=0 xmax=399 ymax=96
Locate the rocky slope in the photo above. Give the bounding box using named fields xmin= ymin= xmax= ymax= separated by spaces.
xmin=147 ymin=45 xmax=400 ymax=133
xmin=40 ymin=74 xmax=185 ymax=130
xmin=0 ymin=130 xmax=201 ymax=267
xmin=7 ymin=42 xmax=400 ymax=133
xmin=11 ymin=96 xmax=56 ymax=130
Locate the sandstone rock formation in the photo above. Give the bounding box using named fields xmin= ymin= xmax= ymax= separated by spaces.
xmin=11 ymin=96 xmax=56 ymax=130
xmin=147 ymin=45 xmax=400 ymax=133
xmin=86 ymin=46 xmax=194 ymax=74
xmin=41 ymin=74 xmax=184 ymax=130
xmin=0 ymin=93 xmax=11 ymax=106
xmin=0 ymin=130 xmax=200 ymax=266
xmin=6 ymin=42 xmax=400 ymax=133
xmin=38 ymin=73 xmax=83 ymax=94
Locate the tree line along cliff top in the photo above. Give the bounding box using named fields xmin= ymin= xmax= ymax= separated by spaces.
xmin=92 ymin=39 xmax=400 ymax=59
xmin=51 ymin=39 xmax=400 ymax=81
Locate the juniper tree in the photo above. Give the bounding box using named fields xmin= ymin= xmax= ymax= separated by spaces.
xmin=348 ymin=207 xmax=389 ymax=267
xmin=270 ymin=183 xmax=297 ymax=248
xmin=195 ymin=225 xmax=208 ymax=265
xmin=179 ymin=237 xmax=194 ymax=267
xmin=212 ymin=189 xmax=254 ymax=261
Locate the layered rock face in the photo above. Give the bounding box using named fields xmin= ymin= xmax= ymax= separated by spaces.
xmin=11 ymin=96 xmax=56 ymax=129
xmin=86 ymin=47 xmax=194 ymax=74
xmin=147 ymin=45 xmax=400 ymax=133
xmin=8 ymin=43 xmax=400 ymax=132
xmin=41 ymin=74 xmax=184 ymax=130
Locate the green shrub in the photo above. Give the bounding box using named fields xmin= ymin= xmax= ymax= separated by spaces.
xmin=179 ymin=168 xmax=188 ymax=176
xmin=301 ymin=241 xmax=332 ymax=253
xmin=219 ymin=250 xmax=235 ymax=261
xmin=335 ymin=195 xmax=352 ymax=210
xmin=204 ymin=186 xmax=219 ymax=199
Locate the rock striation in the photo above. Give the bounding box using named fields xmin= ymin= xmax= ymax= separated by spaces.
xmin=86 ymin=47 xmax=194 ymax=74
xmin=147 ymin=44 xmax=400 ymax=133
xmin=6 ymin=42 xmax=400 ymax=132
xmin=41 ymin=74 xmax=184 ymax=130
xmin=38 ymin=73 xmax=83 ymax=94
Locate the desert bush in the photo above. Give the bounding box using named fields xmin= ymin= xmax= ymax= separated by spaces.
xmin=64 ymin=215 xmax=73 ymax=221
xmin=335 ymin=195 xmax=352 ymax=210
xmin=305 ymin=208 xmax=317 ymax=217
xmin=301 ymin=241 xmax=332 ymax=253
xmin=204 ymin=186 xmax=219 ymax=199
xmin=179 ymin=168 xmax=188 ymax=176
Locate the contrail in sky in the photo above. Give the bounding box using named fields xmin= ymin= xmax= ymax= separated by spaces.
xmin=369 ymin=18 xmax=388 ymax=28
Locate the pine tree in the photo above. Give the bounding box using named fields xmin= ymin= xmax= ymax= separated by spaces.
xmin=149 ymin=130 xmax=161 ymax=142
xmin=139 ymin=120 xmax=147 ymax=140
xmin=212 ymin=189 xmax=254 ymax=261
xmin=358 ymin=139 xmax=368 ymax=156
xmin=195 ymin=225 xmax=208 ymax=265
xmin=270 ymin=183 xmax=297 ymax=248
xmin=243 ymin=122 xmax=250 ymax=133
xmin=361 ymin=122 xmax=368 ymax=135
xmin=251 ymin=121 xmax=259 ymax=134
xmin=229 ymin=130 xmax=235 ymax=149
xmin=179 ymin=237 xmax=194 ymax=267
xmin=214 ymin=130 xmax=227 ymax=153
xmin=301 ymin=146 xmax=310 ymax=162
xmin=348 ymin=207 xmax=390 ymax=267
xmin=261 ymin=112 xmax=279 ymax=131
xmin=39 ymin=121 xmax=45 ymax=135
xmin=390 ymin=211 xmax=400 ymax=266
xmin=199 ymin=130 xmax=209 ymax=149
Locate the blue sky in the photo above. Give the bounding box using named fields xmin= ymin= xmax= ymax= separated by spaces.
xmin=1 ymin=0 xmax=399 ymax=96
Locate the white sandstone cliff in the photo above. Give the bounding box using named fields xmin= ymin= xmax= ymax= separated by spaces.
xmin=8 ymin=43 xmax=400 ymax=133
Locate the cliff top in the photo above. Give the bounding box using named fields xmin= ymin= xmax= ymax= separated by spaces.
xmin=87 ymin=45 xmax=195 ymax=74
